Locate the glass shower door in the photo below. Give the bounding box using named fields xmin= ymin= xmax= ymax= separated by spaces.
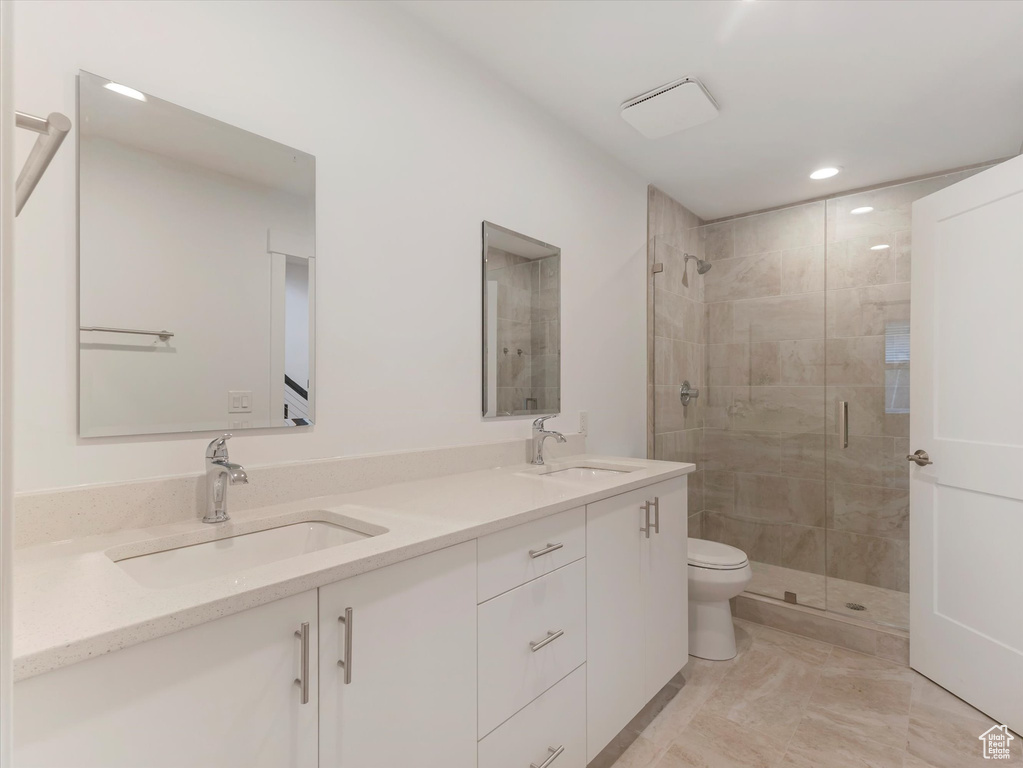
xmin=694 ymin=201 xmax=829 ymax=609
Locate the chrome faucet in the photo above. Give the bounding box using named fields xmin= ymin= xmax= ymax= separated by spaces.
xmin=204 ymin=434 xmax=248 ymax=523
xmin=531 ymin=415 xmax=566 ymax=466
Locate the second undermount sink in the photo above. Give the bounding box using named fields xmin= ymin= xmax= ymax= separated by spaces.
xmin=111 ymin=518 xmax=379 ymax=589
xmin=519 ymin=459 xmax=641 ymax=481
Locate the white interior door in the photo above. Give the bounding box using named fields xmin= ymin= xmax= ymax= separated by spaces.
xmin=910 ymin=154 xmax=1023 ymax=732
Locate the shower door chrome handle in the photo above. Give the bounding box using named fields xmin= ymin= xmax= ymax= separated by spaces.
xmin=907 ymin=450 xmax=933 ymax=467
xmin=679 ymin=381 xmax=699 ymax=406
xmin=838 ymin=400 xmax=849 ymax=449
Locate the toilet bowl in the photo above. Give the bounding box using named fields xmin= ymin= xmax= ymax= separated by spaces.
xmin=687 ymin=538 xmax=752 ymax=661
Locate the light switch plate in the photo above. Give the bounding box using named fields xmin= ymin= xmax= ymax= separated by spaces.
xmin=228 ymin=390 xmax=253 ymax=414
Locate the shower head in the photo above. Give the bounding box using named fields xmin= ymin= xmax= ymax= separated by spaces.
xmin=684 ymin=253 xmax=712 ymax=274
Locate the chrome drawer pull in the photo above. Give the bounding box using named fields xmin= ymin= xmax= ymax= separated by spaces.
xmin=529 ymin=542 xmax=564 ymax=559
xmin=529 ymin=629 xmax=564 ymax=652
xmin=651 ymin=496 xmax=660 ymax=535
xmin=531 ymin=745 xmax=565 ymax=768
xmin=337 ymin=608 xmax=353 ymax=684
xmin=294 ymin=622 xmax=310 ymax=704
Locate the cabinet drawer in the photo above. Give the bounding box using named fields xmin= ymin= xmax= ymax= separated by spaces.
xmin=479 ymin=665 xmax=585 ymax=768
xmin=478 ymin=559 xmax=586 ymax=737
xmin=477 ymin=507 xmax=585 ymax=603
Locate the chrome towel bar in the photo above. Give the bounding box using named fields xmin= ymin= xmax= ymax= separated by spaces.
xmin=80 ymin=326 xmax=174 ymax=341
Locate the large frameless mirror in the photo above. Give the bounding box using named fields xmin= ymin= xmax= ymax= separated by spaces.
xmin=482 ymin=222 xmax=560 ymax=418
xmin=77 ymin=71 xmax=315 ymax=437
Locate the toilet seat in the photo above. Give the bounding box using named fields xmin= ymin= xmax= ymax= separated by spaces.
xmin=688 ymin=538 xmax=749 ymax=571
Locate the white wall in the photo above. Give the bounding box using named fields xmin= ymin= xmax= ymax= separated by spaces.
xmin=12 ymin=0 xmax=648 ymax=492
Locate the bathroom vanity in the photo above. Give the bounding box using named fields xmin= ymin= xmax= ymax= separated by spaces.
xmin=12 ymin=456 xmax=691 ymax=768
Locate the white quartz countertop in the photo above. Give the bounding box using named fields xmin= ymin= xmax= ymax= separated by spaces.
xmin=13 ymin=455 xmax=692 ymax=681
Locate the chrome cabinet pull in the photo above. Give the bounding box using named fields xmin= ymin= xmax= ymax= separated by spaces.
xmin=294 ymin=622 xmax=310 ymax=704
xmin=640 ymin=501 xmax=652 ymax=538
xmin=337 ymin=608 xmax=353 ymax=684
xmin=838 ymin=400 xmax=849 ymax=449
xmin=531 ymin=745 xmax=565 ymax=768
xmin=651 ymin=496 xmax=660 ymax=535
xmin=529 ymin=629 xmax=564 ymax=652
xmin=907 ymin=449 xmax=933 ymax=466
xmin=529 ymin=542 xmax=564 ymax=559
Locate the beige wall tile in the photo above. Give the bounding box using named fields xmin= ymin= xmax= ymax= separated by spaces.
xmin=704 ymin=252 xmax=782 ymax=303
xmin=704 ymin=429 xmax=826 ymax=480
xmin=703 ymin=511 xmax=825 ymax=574
xmin=671 ymin=340 xmax=704 ymax=387
xmin=827 ymin=530 xmax=909 ymax=591
xmin=704 ymin=469 xmax=735 ymax=515
xmin=733 ymin=202 xmax=825 ymax=258
xmin=750 ymin=340 xmax=826 ymax=386
xmin=699 ymin=220 xmax=735 ymax=261
xmin=735 ymin=473 xmax=826 ymax=528
xmin=781 ymin=245 xmax=825 ymax=295
xmin=707 ymin=301 xmax=734 ymax=344
xmin=829 ymin=482 xmax=909 ymax=540
xmin=730 ymin=292 xmax=825 ymax=343
xmin=719 ymin=385 xmax=827 ymax=434
xmin=827 ymin=236 xmax=898 ymax=290
xmin=707 ymin=343 xmax=751 ymax=386
xmin=875 ymin=632 xmax=910 ymax=665
xmin=827 ymin=283 xmax=910 ymax=338
xmin=826 ymin=336 xmax=885 ymax=386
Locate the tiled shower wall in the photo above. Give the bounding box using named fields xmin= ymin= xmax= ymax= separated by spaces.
xmin=648 ymin=187 xmax=706 ymax=538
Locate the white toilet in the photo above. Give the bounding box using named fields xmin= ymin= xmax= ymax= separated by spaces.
xmin=687 ymin=538 xmax=753 ymax=661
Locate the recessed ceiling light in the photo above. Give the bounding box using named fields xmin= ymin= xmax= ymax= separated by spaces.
xmin=809 ymin=167 xmax=840 ymax=180
xmin=850 ymin=206 xmax=873 ymax=215
xmin=870 ymin=244 xmax=890 ymax=251
xmin=104 ymin=82 xmax=146 ymax=101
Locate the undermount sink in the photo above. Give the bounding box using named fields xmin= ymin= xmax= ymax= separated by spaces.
xmin=519 ymin=459 xmax=641 ymax=481
xmin=545 ymin=467 xmax=627 ymax=480
xmin=112 ymin=519 xmax=376 ymax=589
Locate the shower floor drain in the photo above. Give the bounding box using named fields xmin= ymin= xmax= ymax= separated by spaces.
xmin=845 ymin=602 xmax=867 ymax=611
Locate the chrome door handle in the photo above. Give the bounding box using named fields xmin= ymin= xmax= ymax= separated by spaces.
xmin=679 ymin=380 xmax=700 ymax=406
xmin=838 ymin=400 xmax=849 ymax=449
xmin=337 ymin=607 xmax=353 ymax=684
xmin=651 ymin=496 xmax=660 ymax=535
xmin=907 ymin=449 xmax=933 ymax=466
xmin=294 ymin=622 xmax=310 ymax=704
xmin=531 ymin=745 xmax=565 ymax=768
xmin=529 ymin=542 xmax=564 ymax=559
xmin=530 ymin=629 xmax=564 ymax=652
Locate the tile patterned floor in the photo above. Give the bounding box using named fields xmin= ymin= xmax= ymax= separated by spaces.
xmin=611 ymin=619 xmax=1021 ymax=768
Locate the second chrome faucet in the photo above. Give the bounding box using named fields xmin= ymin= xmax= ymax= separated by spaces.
xmin=204 ymin=434 xmax=248 ymax=523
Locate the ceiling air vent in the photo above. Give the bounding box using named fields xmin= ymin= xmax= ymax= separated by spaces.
xmin=620 ymin=78 xmax=719 ymax=139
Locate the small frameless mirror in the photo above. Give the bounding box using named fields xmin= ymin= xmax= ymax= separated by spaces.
xmin=482 ymin=222 xmax=560 ymax=418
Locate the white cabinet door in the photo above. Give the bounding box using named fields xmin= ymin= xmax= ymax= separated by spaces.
xmin=585 ymin=485 xmax=647 ymax=762
xmin=319 ymin=541 xmax=478 ymax=768
xmin=642 ymin=476 xmax=688 ymax=699
xmin=15 ymin=590 xmax=318 ymax=768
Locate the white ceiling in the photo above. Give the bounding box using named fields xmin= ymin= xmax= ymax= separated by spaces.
xmin=394 ymin=0 xmax=1023 ymax=220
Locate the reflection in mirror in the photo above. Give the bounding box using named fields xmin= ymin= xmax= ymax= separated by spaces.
xmin=482 ymin=222 xmax=560 ymax=418
xmin=77 ymin=71 xmax=315 ymax=437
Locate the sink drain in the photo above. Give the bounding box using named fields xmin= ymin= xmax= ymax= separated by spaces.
xmin=845 ymin=602 xmax=867 ymax=611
